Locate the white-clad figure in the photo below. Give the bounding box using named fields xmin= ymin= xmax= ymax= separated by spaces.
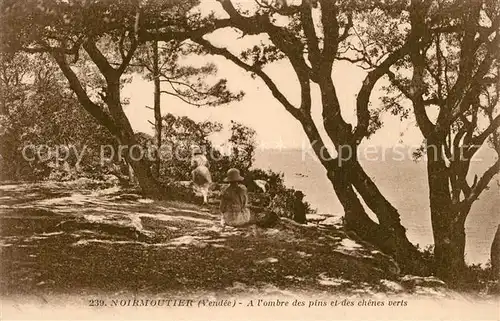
xmin=190 ymin=146 xmax=212 ymax=205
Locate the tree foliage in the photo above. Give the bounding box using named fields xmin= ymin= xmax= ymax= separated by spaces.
xmin=0 ymin=52 xmax=115 ymax=181
xmin=227 ymin=120 xmax=257 ymax=172
xmin=354 ymin=0 xmax=500 ymax=283
xmin=157 ymin=113 xmax=256 ymax=183
xmin=0 ymin=0 xmax=245 ymax=197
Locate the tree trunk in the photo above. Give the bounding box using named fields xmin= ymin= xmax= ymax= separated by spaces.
xmin=153 ymin=40 xmax=162 ymax=179
xmin=300 ymin=117 xmax=423 ymax=274
xmin=328 ymin=165 xmax=382 ymax=239
xmin=106 ymin=80 xmax=164 ymax=199
xmin=51 ymin=51 xmax=164 ymax=198
xmin=332 ymin=162 xmax=423 ymax=274
xmin=312 ymin=74 xmax=424 ymax=273
xmin=120 ymin=134 xmax=163 ymax=198
xmin=348 ymin=161 xmax=426 ymax=274
xmin=491 ymin=225 xmax=500 ymax=280
xmin=127 ymin=162 xmax=137 ymax=185
xmin=427 ymin=137 xmax=466 ymax=284
xmin=432 ymin=212 xmax=467 ymax=284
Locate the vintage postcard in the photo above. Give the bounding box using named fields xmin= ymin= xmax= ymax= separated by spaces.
xmin=0 ymin=0 xmax=499 ymax=320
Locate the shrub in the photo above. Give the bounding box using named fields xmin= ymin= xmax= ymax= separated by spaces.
xmin=244 ymin=168 xmax=316 ymax=218
xmin=156 ymin=115 xmax=315 ymax=217
xmin=415 ymin=244 xmax=497 ymax=292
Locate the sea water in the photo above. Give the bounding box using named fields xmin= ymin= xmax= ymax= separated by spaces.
xmin=254 ymin=148 xmax=500 ymax=265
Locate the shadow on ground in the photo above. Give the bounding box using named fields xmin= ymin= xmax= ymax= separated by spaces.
xmin=0 ymin=181 xmax=470 ymax=299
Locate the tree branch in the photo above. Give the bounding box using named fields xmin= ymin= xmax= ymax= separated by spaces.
xmin=300 ymin=1 xmax=321 ymax=72
xmin=449 ymin=48 xmax=500 ymax=125
xmin=318 ymin=0 xmax=340 ymax=69
xmin=50 ymin=51 xmax=119 ymax=136
xmin=354 ymin=43 xmax=410 ymax=141
xmin=339 ymin=14 xmax=353 ymax=42
xmin=216 ymin=0 xmax=317 ymax=82
xmin=464 ymin=158 xmax=500 ymax=205
xmin=445 ymin=22 xmax=500 ymax=126
xmin=117 ymin=35 xmax=139 ymax=75
xmin=408 ymin=1 xmax=435 ymax=138
xmin=83 ymin=41 xmax=118 ymax=80
xmin=160 ymin=90 xmax=205 ymax=107
xmin=117 ymin=6 xmax=141 ymax=75
xmin=468 ymin=114 xmax=500 ymax=154
xmin=139 ymin=19 xmax=233 ymax=42
xmin=193 ymin=36 xmax=303 ymax=121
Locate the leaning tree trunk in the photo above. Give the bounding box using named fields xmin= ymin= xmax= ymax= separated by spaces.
xmin=348 ymin=161 xmax=426 ymax=274
xmin=331 ymin=160 xmax=424 ymax=274
xmin=51 ymin=52 xmax=164 ymax=199
xmin=313 ymin=74 xmax=424 ymax=274
xmin=329 ymin=165 xmax=383 ymax=241
xmin=106 ymin=80 xmax=164 ymax=199
xmin=491 ymin=225 xmax=500 ymax=280
xmin=301 ymin=118 xmax=423 ymax=274
xmin=427 ymin=138 xmax=466 ymax=284
xmin=115 ymin=123 xmax=162 ymax=198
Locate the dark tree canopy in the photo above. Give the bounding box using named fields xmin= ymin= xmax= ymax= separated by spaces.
xmin=0 ymin=0 xmax=244 ymax=198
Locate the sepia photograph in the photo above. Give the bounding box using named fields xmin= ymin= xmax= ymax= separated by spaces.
xmin=0 ymin=0 xmax=499 ymax=319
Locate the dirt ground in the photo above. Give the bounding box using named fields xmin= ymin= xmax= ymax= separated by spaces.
xmin=0 ymin=181 xmax=486 ymax=300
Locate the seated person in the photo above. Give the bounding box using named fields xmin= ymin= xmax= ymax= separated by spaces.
xmin=219 ymin=168 xmax=255 ymax=232
xmin=292 ymin=190 xmax=307 ymax=224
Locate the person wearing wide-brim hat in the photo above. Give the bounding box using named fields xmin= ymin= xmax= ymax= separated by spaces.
xmin=292 ymin=190 xmax=307 ymax=224
xmin=219 ymin=168 xmax=255 ymax=232
xmin=223 ymin=168 xmax=245 ymax=182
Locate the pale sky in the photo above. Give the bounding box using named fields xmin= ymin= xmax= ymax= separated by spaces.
xmin=123 ymin=50 xmax=426 ymax=150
